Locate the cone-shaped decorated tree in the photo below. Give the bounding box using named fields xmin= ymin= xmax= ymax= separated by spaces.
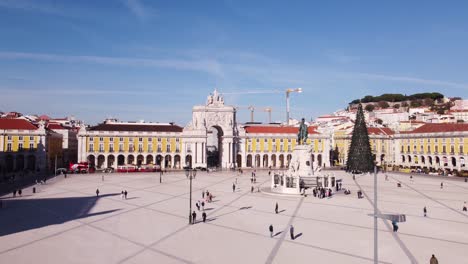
xmin=346 ymin=103 xmax=374 ymax=172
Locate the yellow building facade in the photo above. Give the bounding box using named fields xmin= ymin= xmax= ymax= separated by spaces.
xmin=78 ymin=121 xmax=186 ymax=169
xmin=0 ymin=119 xmax=62 ymax=173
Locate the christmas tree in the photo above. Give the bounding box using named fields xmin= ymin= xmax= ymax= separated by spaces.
xmin=346 ymin=103 xmax=374 ymax=172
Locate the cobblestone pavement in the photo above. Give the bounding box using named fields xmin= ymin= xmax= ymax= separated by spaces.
xmin=1 ymin=170 xmax=467 ymax=263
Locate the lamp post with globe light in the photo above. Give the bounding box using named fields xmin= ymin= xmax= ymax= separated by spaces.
xmin=185 ymin=168 xmax=197 ymax=224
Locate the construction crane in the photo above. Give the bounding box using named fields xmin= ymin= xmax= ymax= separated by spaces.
xmin=234 ymin=105 xmax=257 ymax=123
xmin=248 ymin=106 xmax=255 ymax=122
xmin=263 ymin=107 xmax=272 ymax=123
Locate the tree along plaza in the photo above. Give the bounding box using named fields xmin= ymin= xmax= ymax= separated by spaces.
xmin=0 ymin=169 xmax=467 ymax=264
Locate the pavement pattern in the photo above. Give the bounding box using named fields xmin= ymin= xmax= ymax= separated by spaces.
xmin=1 ymin=170 xmax=467 ymax=264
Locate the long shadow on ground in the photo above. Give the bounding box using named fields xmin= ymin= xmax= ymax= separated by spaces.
xmin=0 ymin=193 xmax=120 ymax=237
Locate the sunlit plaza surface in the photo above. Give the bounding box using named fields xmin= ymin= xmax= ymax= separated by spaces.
xmin=1 ymin=170 xmax=467 ymax=264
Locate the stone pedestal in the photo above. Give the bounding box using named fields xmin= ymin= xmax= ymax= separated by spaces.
xmin=271 ymin=145 xmax=313 ymax=195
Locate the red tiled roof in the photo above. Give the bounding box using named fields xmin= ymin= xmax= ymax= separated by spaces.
xmin=367 ymin=127 xmax=394 ymax=135
xmin=89 ymin=123 xmax=183 ymax=132
xmin=39 ymin=115 xmax=51 ymax=120
xmin=244 ymin=126 xmax=319 ymax=134
xmin=47 ymin=123 xmax=65 ymax=130
xmin=0 ymin=119 xmax=38 ymax=130
xmin=401 ymin=123 xmax=468 ymax=134
xmin=345 ymin=127 xmax=394 ymax=136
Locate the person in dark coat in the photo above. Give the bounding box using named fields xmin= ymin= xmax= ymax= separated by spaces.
xmin=96 ymin=189 xmax=100 ymax=197
xmin=232 ymin=183 xmax=236 ymax=192
xmin=13 ymin=189 xmax=17 ymax=197
xmin=463 ymin=202 xmax=467 ymax=212
xmin=392 ymin=221 xmax=398 ymax=232
xmin=423 ymin=206 xmax=427 ymax=217
xmin=269 ymin=224 xmax=273 ymax=237
xmin=124 ymin=190 xmax=128 ymax=199
xmin=18 ymin=189 xmax=22 ymax=196
xmin=192 ymin=211 xmax=197 ymax=224
xmin=251 ymin=186 xmax=254 ymax=193
xmin=201 ymin=201 xmax=205 ymax=211
xmin=202 ymin=212 xmax=207 ymax=222
xmin=275 ymin=202 xmax=279 ymax=214
xmin=430 ymin=254 xmax=438 ymax=264
xmin=290 ymin=225 xmax=295 ymax=240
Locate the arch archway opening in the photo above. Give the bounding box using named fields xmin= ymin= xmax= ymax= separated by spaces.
xmin=117 ymin=155 xmax=125 ymax=166
xmin=107 ymin=155 xmax=115 ymax=168
xmin=207 ymin=126 xmax=224 ymax=168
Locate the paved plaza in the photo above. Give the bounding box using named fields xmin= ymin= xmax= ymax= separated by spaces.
xmin=1 ymin=170 xmax=467 ymax=264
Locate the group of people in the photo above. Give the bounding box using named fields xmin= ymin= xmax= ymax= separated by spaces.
xmin=195 ymin=200 xmax=205 ymax=211
xmin=312 ymin=187 xmax=332 ymax=199
xmin=269 ymin=202 xmax=297 ymax=240
xmin=121 ymin=190 xmax=128 ymax=199
xmin=12 ymin=189 xmax=23 ymax=197
xmin=191 ymin=210 xmax=207 ymax=224
xmin=202 ymin=190 xmax=214 ymax=203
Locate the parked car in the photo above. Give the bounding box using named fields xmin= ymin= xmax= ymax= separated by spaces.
xmin=56 ymin=168 xmax=68 ymax=174
xmin=104 ymin=167 xmax=114 ymax=173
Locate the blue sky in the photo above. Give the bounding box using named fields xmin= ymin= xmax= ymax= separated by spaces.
xmin=0 ymin=0 xmax=467 ymax=125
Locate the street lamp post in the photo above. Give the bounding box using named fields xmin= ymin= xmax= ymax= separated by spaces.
xmin=285 ymin=88 xmax=302 ymax=125
xmin=185 ymin=168 xmax=197 ymax=224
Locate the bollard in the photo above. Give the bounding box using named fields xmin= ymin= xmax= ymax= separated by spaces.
xmin=33 ymin=187 xmax=36 ymax=193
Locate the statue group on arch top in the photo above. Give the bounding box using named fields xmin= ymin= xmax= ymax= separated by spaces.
xmin=206 ymin=88 xmax=224 ymax=107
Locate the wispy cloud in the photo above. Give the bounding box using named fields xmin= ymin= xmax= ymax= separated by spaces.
xmin=0 ymin=0 xmax=64 ymax=15
xmin=0 ymin=51 xmax=223 ymax=76
xmin=222 ymin=90 xmax=282 ymax=95
xmin=122 ymin=0 xmax=153 ymax=21
xmin=326 ymin=52 xmax=360 ymax=64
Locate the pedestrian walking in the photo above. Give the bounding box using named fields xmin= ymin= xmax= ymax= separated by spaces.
xmin=192 ymin=211 xmax=197 ymax=224
xmin=202 ymin=191 xmax=205 ymax=199
xmin=232 ymin=183 xmax=236 ymax=192
xmin=440 ymin=182 xmax=443 ymax=189
xmin=18 ymin=189 xmax=22 ymax=196
xmin=201 ymin=201 xmax=205 ymax=211
xmin=290 ymin=225 xmax=295 ymax=240
xmin=202 ymin=212 xmax=207 ymax=223
xmin=251 ymin=186 xmax=254 ymax=193
xmin=423 ymin=206 xmax=427 ymax=217
xmin=392 ymin=221 xmax=398 ymax=232
xmin=275 ymin=202 xmax=279 ymax=214
xmin=463 ymin=202 xmax=467 ymax=212
xmin=430 ymin=254 xmax=439 ymax=264
xmin=269 ymin=224 xmax=274 ymax=237
xmin=96 ymin=189 xmax=100 ymax=197
xmin=124 ymin=190 xmax=128 ymax=199
xmin=196 ymin=201 xmax=200 ymax=211
xmin=121 ymin=190 xmax=124 ymax=200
